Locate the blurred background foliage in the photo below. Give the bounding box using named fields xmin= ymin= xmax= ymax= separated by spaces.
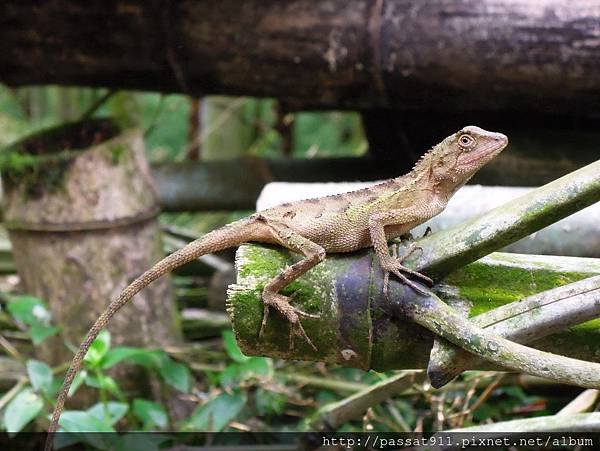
xmin=0 ymin=86 xmax=367 ymax=162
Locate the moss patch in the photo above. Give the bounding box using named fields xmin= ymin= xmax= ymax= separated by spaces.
xmin=0 ymin=118 xmax=119 ymax=198
xmin=445 ymin=254 xmax=598 ymax=316
xmin=229 ymin=244 xmax=340 ymax=361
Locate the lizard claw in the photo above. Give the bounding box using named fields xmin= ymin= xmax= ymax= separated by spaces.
xmin=259 ymin=291 xmax=318 ymax=352
xmin=293 ymin=307 xmax=320 ymax=319
xmin=380 ymin=256 xmax=432 ymax=297
xmin=291 ymin=320 xmax=317 ymax=352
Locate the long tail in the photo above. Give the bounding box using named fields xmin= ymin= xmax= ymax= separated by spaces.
xmin=45 ymin=218 xmax=253 ymax=450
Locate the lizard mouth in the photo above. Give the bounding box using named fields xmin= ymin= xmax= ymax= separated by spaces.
xmin=461 ymin=136 xmax=508 ymax=165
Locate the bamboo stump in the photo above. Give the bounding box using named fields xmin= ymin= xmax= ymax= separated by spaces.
xmin=1 ymin=119 xmax=180 ymax=373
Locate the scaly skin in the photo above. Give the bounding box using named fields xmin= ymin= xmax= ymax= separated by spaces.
xmin=45 ymin=126 xmax=507 ymax=449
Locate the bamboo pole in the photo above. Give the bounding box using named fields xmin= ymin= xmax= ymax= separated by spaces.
xmin=428 ymin=275 xmax=600 ymax=387
xmin=4 ymin=1 xmax=600 ymax=115
xmin=229 ymin=247 xmax=600 ymax=371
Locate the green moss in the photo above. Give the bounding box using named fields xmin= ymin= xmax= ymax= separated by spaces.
xmin=230 ymin=244 xmax=341 ymax=361
xmin=445 ymin=257 xmax=594 ymax=316
xmin=0 ymin=118 xmax=120 ymax=198
xmin=0 ymin=150 xmax=38 ymax=174
xmin=1 ymin=150 xmax=76 ymax=198
xmin=237 ymin=244 xmax=289 ymax=280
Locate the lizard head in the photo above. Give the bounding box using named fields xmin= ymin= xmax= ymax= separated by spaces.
xmin=427 ymin=125 xmax=508 ymax=193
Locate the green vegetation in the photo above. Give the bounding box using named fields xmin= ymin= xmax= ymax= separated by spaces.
xmin=1 ymin=294 xmax=555 ymax=446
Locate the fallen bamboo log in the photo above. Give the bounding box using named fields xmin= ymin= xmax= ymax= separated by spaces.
xmin=3 ymin=1 xmax=600 ymax=114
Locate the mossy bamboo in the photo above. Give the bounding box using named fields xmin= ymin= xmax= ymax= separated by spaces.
xmin=428 ymin=275 xmax=600 ymax=387
xmin=230 ymin=247 xmax=600 ymax=372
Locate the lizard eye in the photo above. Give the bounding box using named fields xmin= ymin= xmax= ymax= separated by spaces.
xmin=458 ymin=134 xmax=475 ymax=149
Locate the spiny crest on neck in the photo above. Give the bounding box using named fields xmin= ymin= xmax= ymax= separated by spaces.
xmin=409 ymin=135 xmax=450 ymax=175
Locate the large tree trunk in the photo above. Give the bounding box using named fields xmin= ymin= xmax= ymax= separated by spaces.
xmin=2 ymin=1 xmax=600 ymax=114
xmin=1 ymin=120 xmax=180 ymax=370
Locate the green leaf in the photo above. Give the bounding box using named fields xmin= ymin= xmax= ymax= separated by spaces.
xmin=500 ymin=385 xmax=528 ymax=401
xmin=59 ymin=411 xmax=114 ymax=432
xmin=222 ymin=330 xmax=248 ymax=363
xmin=85 ymin=374 xmax=122 ymax=398
xmin=26 ymin=359 xmax=54 ymax=395
xmin=472 ymin=403 xmax=498 ymax=422
xmin=100 ymin=347 xmax=158 ymax=369
xmin=158 ymin=358 xmax=190 ymax=393
xmin=87 ymin=402 xmax=129 ymax=426
xmin=125 ymin=349 xmax=165 ymax=368
xmin=183 ymin=390 xmax=247 ymax=432
xmin=255 ymin=388 xmax=287 ymax=416
xmin=6 ymin=296 xmax=49 ymax=326
xmin=219 ymin=364 xmax=242 ymax=388
xmin=4 ymin=388 xmax=44 ymax=433
xmin=84 ymin=330 xmax=111 ymax=367
xmin=29 ymin=325 xmax=60 ymax=345
xmin=219 ymin=357 xmax=271 ymax=388
xmin=240 ymin=357 xmax=271 ymax=378
xmin=55 ymin=410 xmax=115 ymax=450
xmin=132 ymin=399 xmax=168 ymax=429
xmin=67 ymin=370 xmax=87 ymax=397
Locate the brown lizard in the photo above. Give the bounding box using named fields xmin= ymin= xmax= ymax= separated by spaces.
xmin=46 ymin=126 xmax=507 ymax=448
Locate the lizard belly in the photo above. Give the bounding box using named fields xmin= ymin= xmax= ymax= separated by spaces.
xmin=384 ymin=223 xmax=415 ymax=240
xmin=301 ymin=221 xmax=371 ymax=253
xmin=321 ymin=229 xmax=371 ymax=253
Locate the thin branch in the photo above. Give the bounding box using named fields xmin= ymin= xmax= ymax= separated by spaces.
xmin=308 ymin=371 xmax=426 ymax=430
xmin=557 ymin=389 xmax=600 ymax=416
xmin=447 ymin=412 xmax=600 ymax=433
xmin=428 ymin=275 xmax=600 ymax=387
xmin=0 ymin=378 xmax=26 ymax=411
xmin=77 ymin=90 xmax=117 ymax=121
xmin=182 ymin=97 xmax=247 ymax=157
xmin=281 ymin=373 xmax=369 ymax=394
xmin=399 ymin=288 xmax=600 ymax=389
xmin=0 ymin=334 xmax=24 ymax=363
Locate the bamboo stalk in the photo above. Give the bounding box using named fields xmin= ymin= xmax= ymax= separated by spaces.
xmin=428 ymin=275 xmax=600 ymax=387
xmin=230 ymin=246 xmax=600 ymax=370
xmin=448 ymin=412 xmax=600 ymax=433
xmin=400 ymin=288 xmax=600 ymax=389
xmin=556 ymin=390 xmax=599 ymax=416
xmin=308 ymin=372 xmax=426 ymax=431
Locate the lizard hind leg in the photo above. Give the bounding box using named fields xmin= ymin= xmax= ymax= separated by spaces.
xmin=257 ymin=220 xmax=325 ymax=352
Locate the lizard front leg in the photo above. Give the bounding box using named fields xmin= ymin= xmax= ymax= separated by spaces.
xmin=368 ymin=208 xmax=434 ymax=296
xmin=258 ymin=219 xmax=325 ymax=351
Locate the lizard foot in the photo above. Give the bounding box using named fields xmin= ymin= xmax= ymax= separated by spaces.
xmin=381 ymin=246 xmax=433 ymax=297
xmin=389 ymin=243 xmax=433 ymax=284
xmin=259 ymin=291 xmax=318 ymax=352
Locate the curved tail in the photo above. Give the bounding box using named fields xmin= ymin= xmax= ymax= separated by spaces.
xmin=45 ymin=218 xmax=253 ymax=450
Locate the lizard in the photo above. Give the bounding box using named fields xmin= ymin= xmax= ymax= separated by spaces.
xmin=45 ymin=125 xmax=507 ymax=448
